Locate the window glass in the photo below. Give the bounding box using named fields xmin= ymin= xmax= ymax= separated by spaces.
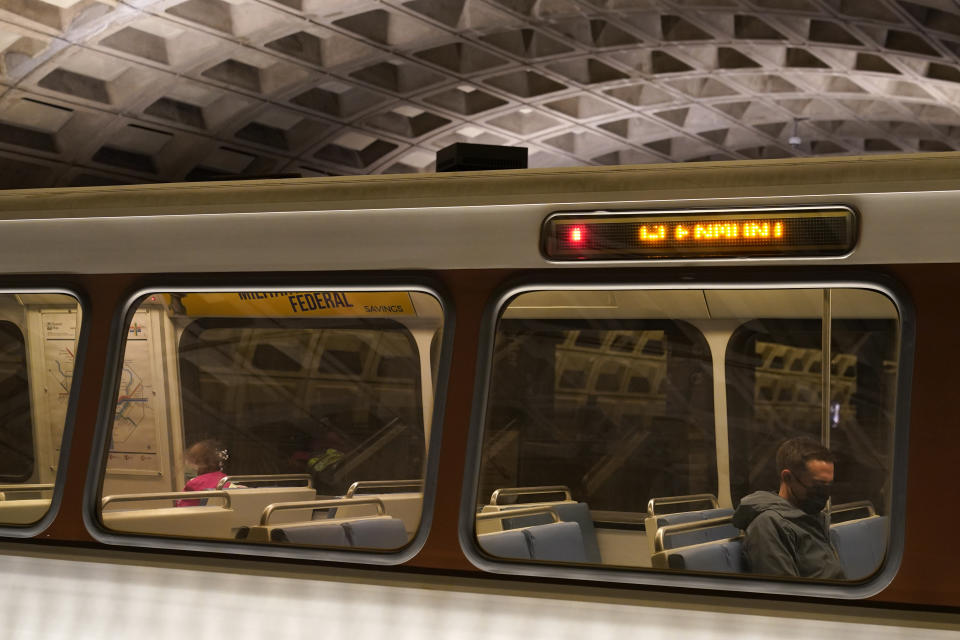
xmin=482 ymin=318 xmax=714 ymax=514
xmin=475 ymin=287 xmax=900 ymax=585
xmin=99 ymin=290 xmax=443 ymax=554
xmin=0 ymin=293 xmax=82 ymax=527
xmin=0 ymin=322 xmax=31 ymax=483
xmin=726 ymin=289 xmax=898 ymax=517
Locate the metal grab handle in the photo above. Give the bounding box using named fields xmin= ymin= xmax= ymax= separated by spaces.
xmin=0 ymin=484 xmax=54 ymax=493
xmin=490 ymin=485 xmax=572 ymax=506
xmin=345 ymin=479 xmax=423 ymax=497
xmin=260 ymin=497 xmax=384 ymax=526
xmin=101 ymin=490 xmax=232 ymax=510
xmin=647 ymin=493 xmax=719 ymax=517
xmin=476 ymin=506 xmax=560 ymax=523
xmin=832 ymin=500 xmax=876 ymax=517
xmin=216 ymin=474 xmax=312 ymax=490
xmin=654 ymin=515 xmax=737 ymax=553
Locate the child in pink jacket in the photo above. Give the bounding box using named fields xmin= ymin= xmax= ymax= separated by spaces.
xmin=176 ymin=439 xmax=230 ymax=507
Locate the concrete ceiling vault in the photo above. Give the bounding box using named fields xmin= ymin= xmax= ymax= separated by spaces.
xmin=2 ymin=0 xmax=960 ymax=187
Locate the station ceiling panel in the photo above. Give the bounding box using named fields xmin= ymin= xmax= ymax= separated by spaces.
xmin=0 ymin=0 xmax=959 ymax=186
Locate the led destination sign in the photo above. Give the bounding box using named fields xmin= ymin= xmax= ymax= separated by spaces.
xmin=543 ymin=208 xmax=856 ymax=260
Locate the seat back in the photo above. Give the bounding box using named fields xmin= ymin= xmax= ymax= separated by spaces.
xmin=478 ymin=500 xmax=576 ymax=533
xmin=248 ymin=515 xmax=407 ymax=549
xmin=644 ymin=507 xmax=734 ymax=555
xmin=334 ymin=492 xmax=422 ymax=538
xmin=477 ymin=521 xmax=588 ymax=564
xmin=343 ymin=516 xmax=408 ymax=549
xmin=550 ymin=502 xmax=601 ymax=563
xmin=103 ymin=505 xmax=234 ymax=538
xmin=656 ymin=516 xmax=739 ymax=552
xmin=485 ymin=501 xmax=601 ymax=564
xmin=477 ymin=529 xmax=531 ymax=560
xmin=663 ymin=537 xmax=745 ymax=572
xmin=0 ymin=499 xmax=50 ymax=525
xmin=270 ymin=521 xmax=350 ymax=546
xmin=524 ymin=521 xmax=587 ymax=563
xmin=100 ymin=491 xmax=234 ymax=539
xmin=226 ymin=487 xmax=317 ymax=528
xmin=830 ymin=515 xmax=888 ymax=580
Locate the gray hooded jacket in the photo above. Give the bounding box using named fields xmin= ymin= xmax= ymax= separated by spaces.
xmin=732 ymin=491 xmax=845 ymax=579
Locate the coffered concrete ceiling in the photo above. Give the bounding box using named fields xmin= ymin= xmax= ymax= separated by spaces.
xmin=2 ymin=0 xmax=960 ymax=187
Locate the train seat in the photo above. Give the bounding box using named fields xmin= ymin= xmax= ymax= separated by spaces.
xmin=644 ymin=508 xmax=734 ymax=556
xmin=477 ymin=529 xmax=531 ymax=559
xmin=0 ymin=499 xmax=51 ymax=525
xmin=655 ymin=516 xmax=740 ymax=552
xmin=654 ymin=537 xmax=745 ymax=573
xmin=270 ymin=521 xmax=350 ymax=546
xmin=524 ymin=521 xmax=588 ymax=563
xmin=547 ymin=503 xmax=600 ymax=563
xmin=248 ymin=515 xmax=407 ymax=550
xmin=488 ymin=502 xmax=601 ymax=564
xmin=477 ymin=521 xmax=588 ymax=564
xmin=103 ymin=505 xmax=234 ymax=539
xmin=225 ymin=487 xmax=317 ymax=529
xmin=830 ymin=515 xmax=888 ymax=580
xmin=342 ymin=516 xmax=408 ymax=549
xmin=333 ymin=492 xmax=422 ymax=538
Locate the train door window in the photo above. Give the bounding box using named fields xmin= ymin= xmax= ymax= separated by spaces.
xmin=468 ymin=286 xmax=905 ymax=593
xmin=94 ymin=289 xmax=446 ymax=562
xmin=0 ymin=293 xmax=82 ymax=531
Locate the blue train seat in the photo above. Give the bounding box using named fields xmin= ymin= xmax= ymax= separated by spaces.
xmin=645 ymin=507 xmax=734 ymax=555
xmin=664 ymin=538 xmax=745 ymax=572
xmin=499 ymin=502 xmax=601 ymax=563
xmin=270 ymin=521 xmax=350 ymax=546
xmin=524 ymin=521 xmax=588 ymax=563
xmin=830 ymin=515 xmax=888 ymax=580
xmin=343 ymin=516 xmax=408 ymax=549
xmin=478 ymin=529 xmax=531 ymax=560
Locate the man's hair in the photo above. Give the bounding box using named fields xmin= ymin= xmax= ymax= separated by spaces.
xmin=776 ymin=437 xmax=835 ymax=479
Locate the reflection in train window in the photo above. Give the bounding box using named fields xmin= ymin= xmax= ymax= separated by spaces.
xmin=99 ymin=290 xmax=443 ymax=554
xmin=727 ymin=316 xmax=897 ymax=511
xmin=0 ymin=293 xmax=82 ymax=528
xmin=480 ymin=319 xmax=715 ymax=514
xmin=475 ymin=287 xmax=900 ymax=584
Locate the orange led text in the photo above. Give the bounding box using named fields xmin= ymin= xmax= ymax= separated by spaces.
xmin=639 ymin=225 xmax=667 ymax=241
xmin=634 ymin=219 xmax=785 ymax=244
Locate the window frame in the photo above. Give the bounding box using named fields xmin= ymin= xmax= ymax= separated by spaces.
xmin=0 ymin=287 xmax=88 ymax=539
xmin=84 ymin=283 xmax=453 ymax=566
xmin=459 ymin=274 xmax=914 ymax=599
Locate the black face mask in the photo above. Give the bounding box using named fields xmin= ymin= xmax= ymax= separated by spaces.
xmin=798 ymin=489 xmax=829 ymax=515
xmin=794 ymin=478 xmax=832 ymax=515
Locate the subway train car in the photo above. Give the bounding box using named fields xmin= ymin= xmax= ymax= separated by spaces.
xmin=0 ymin=153 xmax=959 ymax=638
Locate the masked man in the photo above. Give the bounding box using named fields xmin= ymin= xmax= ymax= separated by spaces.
xmin=732 ymin=437 xmax=845 ymax=579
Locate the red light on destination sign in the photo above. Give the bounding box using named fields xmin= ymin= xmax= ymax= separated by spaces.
xmin=569 ymin=225 xmax=585 ymax=245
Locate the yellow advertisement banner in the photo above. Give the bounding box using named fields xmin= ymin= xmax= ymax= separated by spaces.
xmin=174 ymin=291 xmax=415 ymax=317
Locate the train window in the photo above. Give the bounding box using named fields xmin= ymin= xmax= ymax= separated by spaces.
xmin=94 ymin=288 xmax=446 ymax=561
xmin=0 ymin=293 xmax=82 ymax=530
xmin=468 ymin=285 xmax=904 ymax=594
